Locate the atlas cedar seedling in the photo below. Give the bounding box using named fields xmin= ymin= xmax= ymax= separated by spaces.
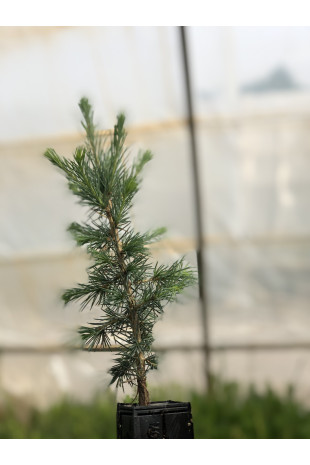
xmin=44 ymin=98 xmax=196 ymax=406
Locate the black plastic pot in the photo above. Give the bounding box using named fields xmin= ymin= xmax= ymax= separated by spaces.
xmin=117 ymin=400 xmax=194 ymax=439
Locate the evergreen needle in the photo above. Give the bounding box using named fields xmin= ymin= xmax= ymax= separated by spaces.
xmin=44 ymin=98 xmax=197 ymax=405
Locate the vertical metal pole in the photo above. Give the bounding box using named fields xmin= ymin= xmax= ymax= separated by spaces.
xmin=179 ymin=26 xmax=211 ymax=391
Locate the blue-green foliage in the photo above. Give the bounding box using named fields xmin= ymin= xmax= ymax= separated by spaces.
xmin=44 ymin=98 xmax=196 ymax=392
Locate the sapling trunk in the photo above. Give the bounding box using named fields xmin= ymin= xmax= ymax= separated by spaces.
xmin=44 ymin=98 xmax=196 ymax=407
xmin=105 ymin=199 xmax=150 ymax=405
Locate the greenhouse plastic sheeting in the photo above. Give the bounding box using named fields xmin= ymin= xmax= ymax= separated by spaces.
xmin=1 ymin=27 xmax=310 ymax=407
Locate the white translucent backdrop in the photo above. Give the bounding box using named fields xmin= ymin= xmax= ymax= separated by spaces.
xmin=1 ymin=27 xmax=310 ymax=407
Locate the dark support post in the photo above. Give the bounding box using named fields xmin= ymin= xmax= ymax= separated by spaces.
xmin=179 ymin=26 xmax=212 ymax=391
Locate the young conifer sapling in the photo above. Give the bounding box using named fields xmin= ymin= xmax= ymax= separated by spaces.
xmin=44 ymin=98 xmax=196 ymax=406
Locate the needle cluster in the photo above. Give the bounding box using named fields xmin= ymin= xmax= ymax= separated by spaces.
xmin=44 ymin=98 xmax=196 ymax=405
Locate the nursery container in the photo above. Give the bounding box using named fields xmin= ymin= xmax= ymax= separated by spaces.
xmin=117 ymin=400 xmax=194 ymax=439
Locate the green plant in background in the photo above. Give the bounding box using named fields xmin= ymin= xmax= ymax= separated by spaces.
xmin=44 ymin=98 xmax=196 ymax=406
xmin=1 ymin=381 xmax=310 ymax=439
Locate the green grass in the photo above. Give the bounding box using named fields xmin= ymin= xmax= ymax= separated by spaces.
xmin=1 ymin=380 xmax=310 ymax=438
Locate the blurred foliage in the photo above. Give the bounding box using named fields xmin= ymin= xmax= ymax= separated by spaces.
xmin=191 ymin=379 xmax=310 ymax=439
xmin=1 ymin=379 xmax=310 ymax=438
